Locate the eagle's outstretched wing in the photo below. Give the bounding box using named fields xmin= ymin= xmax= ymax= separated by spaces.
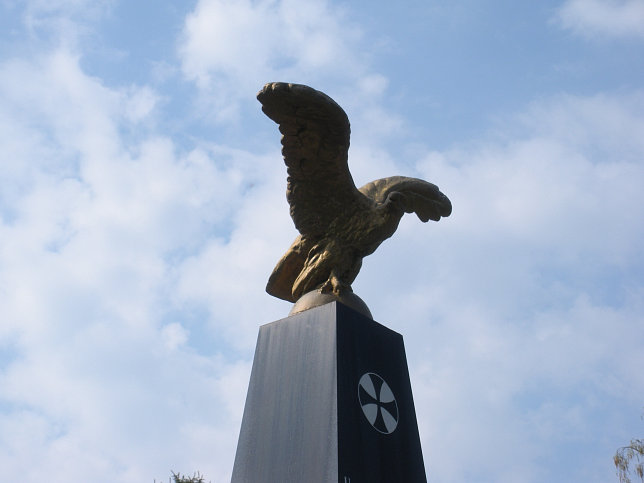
xmin=257 ymin=82 xmax=368 ymax=237
xmin=359 ymin=176 xmax=452 ymax=222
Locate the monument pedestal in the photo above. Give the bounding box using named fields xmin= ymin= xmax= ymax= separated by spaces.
xmin=231 ymin=302 xmax=426 ymax=482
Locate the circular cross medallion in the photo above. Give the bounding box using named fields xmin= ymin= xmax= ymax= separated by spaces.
xmin=358 ymin=372 xmax=399 ymax=434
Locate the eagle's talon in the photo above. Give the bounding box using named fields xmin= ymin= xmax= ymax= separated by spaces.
xmin=318 ymin=276 xmax=352 ymax=297
xmin=319 ymin=280 xmax=333 ymax=294
xmin=334 ymin=281 xmax=353 ymax=296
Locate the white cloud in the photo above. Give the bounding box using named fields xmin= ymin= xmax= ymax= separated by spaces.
xmin=15 ymin=0 xmax=113 ymax=48
xmin=161 ymin=322 xmax=189 ymax=350
xmin=0 ymin=47 xmax=275 ymax=481
xmin=123 ymin=85 xmax=159 ymax=123
xmin=407 ymin=92 xmax=644 ymax=264
xmin=178 ymin=0 xmax=371 ymax=121
xmin=555 ymin=0 xmax=644 ymax=40
xmin=180 ymin=0 xmax=361 ymax=84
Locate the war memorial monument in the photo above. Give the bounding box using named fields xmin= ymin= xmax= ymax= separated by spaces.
xmin=231 ymin=83 xmax=452 ymax=482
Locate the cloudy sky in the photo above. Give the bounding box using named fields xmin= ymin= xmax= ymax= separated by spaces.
xmin=1 ymin=0 xmax=643 ymax=481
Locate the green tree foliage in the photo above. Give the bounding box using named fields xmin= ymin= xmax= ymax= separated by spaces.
xmin=615 ymin=411 xmax=644 ymax=483
xmin=171 ymin=470 xmax=207 ymax=483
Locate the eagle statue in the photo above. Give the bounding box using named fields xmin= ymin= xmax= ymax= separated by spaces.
xmin=259 ymin=82 xmax=452 ymax=316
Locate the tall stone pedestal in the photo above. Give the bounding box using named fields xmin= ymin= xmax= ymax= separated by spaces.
xmin=231 ymin=302 xmax=426 ymax=482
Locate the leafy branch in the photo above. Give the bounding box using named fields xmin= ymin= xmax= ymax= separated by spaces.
xmin=170 ymin=470 xmax=207 ymax=483
xmin=615 ymin=437 xmax=644 ymax=483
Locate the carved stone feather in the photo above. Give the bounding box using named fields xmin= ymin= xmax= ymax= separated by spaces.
xmin=258 ymin=82 xmax=451 ymax=313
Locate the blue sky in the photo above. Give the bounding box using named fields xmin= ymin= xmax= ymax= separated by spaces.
xmin=1 ymin=1 xmax=643 ymax=482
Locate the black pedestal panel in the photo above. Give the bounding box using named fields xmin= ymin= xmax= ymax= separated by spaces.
xmin=231 ymin=302 xmax=426 ymax=483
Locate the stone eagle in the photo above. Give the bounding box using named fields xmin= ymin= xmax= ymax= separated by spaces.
xmin=258 ymin=82 xmax=451 ymax=311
